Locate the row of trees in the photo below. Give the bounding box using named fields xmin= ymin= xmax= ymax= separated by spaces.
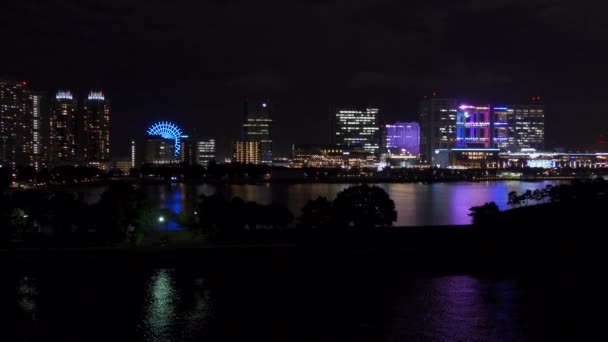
xmin=0 ymin=183 xmax=156 ymax=244
xmin=507 ymin=178 xmax=608 ymax=207
xmin=183 ymin=184 xmax=397 ymax=240
xmin=470 ymin=178 xmax=608 ymax=226
xmin=1 ymin=183 xmax=398 ymax=245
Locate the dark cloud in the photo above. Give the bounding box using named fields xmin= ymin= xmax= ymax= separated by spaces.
xmin=2 ymin=0 xmax=608 ymax=157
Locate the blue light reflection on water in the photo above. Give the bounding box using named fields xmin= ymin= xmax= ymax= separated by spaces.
xmin=83 ymin=181 xmax=562 ymax=229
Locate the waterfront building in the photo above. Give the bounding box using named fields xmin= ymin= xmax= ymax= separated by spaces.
xmin=113 ymin=160 xmax=131 ymax=174
xmin=234 ymin=140 xmax=261 ymax=164
xmin=83 ymin=91 xmax=110 ymax=164
xmin=333 ymin=107 xmax=381 ymax=154
xmin=243 ymin=99 xmax=273 ymax=164
xmin=419 ymin=97 xmax=458 ymax=164
xmin=492 ymin=100 xmax=545 ymax=151
xmin=144 ymin=121 xmax=183 ymax=164
xmin=499 ymin=150 xmax=607 ymax=169
xmin=195 ymin=139 xmax=215 ymax=167
xmin=49 ymin=90 xmax=77 ymax=164
xmin=385 ymin=121 xmax=420 ymax=155
xmin=456 ymin=104 xmax=492 ymax=149
xmin=29 ymin=91 xmax=48 ymax=169
xmin=130 ymin=140 xmax=136 ymax=168
xmin=290 ymin=144 xmax=376 ymax=169
xmin=0 ymin=79 xmax=33 ymax=166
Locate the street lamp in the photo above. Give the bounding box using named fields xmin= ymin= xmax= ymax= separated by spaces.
xmin=158 ymin=215 xmax=168 ymax=246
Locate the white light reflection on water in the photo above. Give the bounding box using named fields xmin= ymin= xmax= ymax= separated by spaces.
xmin=140 ymin=269 xmax=180 ymax=341
xmin=17 ymin=276 xmax=39 ymax=320
xmin=138 ymin=270 xmax=214 ymax=341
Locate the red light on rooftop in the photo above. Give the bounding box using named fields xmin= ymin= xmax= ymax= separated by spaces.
xmin=432 ymin=92 xmax=437 ymax=96
xmin=21 ymin=81 xmax=27 ymax=86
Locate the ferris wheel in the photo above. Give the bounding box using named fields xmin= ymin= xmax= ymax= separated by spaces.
xmin=146 ymin=121 xmax=183 ymax=156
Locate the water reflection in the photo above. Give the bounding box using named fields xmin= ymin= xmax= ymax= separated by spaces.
xmin=17 ymin=276 xmax=39 ymax=320
xmin=386 ymin=276 xmax=525 ymax=340
xmin=138 ymin=269 xmax=213 ymax=341
xmin=182 ymin=278 xmax=214 ymax=341
xmin=81 ymin=181 xmax=564 ymax=227
xmin=140 ymin=269 xmax=180 ymax=341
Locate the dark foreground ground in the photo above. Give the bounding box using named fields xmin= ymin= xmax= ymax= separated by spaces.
xmin=3 ymin=196 xmax=608 ymax=341
xmin=2 ymin=221 xmax=608 ymax=341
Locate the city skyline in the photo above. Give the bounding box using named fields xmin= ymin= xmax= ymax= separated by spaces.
xmin=2 ymin=1 xmax=607 ymax=159
xmin=2 ymin=75 xmax=563 ymax=166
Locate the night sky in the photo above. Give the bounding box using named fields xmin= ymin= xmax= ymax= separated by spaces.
xmin=1 ymin=0 xmax=606 ymax=159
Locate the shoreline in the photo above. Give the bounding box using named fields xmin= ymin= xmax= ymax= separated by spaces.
xmin=8 ymin=176 xmax=575 ymax=190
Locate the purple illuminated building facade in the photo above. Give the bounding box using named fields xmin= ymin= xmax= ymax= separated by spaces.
xmin=456 ymin=104 xmax=491 ymax=148
xmin=385 ymin=121 xmax=420 ymax=155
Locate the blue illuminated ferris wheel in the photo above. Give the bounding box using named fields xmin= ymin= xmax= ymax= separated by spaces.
xmin=147 ymin=121 xmax=183 ymax=156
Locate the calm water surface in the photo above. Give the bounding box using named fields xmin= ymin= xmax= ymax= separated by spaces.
xmin=79 ymin=181 xmax=561 ymax=228
xmin=1 ymin=266 xmax=598 ymax=341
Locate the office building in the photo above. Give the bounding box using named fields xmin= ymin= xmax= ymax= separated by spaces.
xmin=179 ymin=135 xmax=196 ymax=164
xmin=385 ymin=121 xmax=420 ymax=155
xmin=456 ymin=104 xmax=491 ymax=148
xmin=419 ymin=97 xmax=458 ymax=164
xmin=333 ymin=107 xmax=380 ymax=154
xmin=144 ymin=136 xmax=178 ymax=164
xmin=130 ymin=140 xmax=136 ymax=168
xmin=113 ymin=160 xmax=131 ymax=174
xmin=83 ymin=91 xmax=110 ymax=163
xmin=0 ymin=79 xmax=32 ymax=166
xmin=196 ymin=139 xmax=215 ymax=167
xmin=492 ymin=106 xmax=510 ymax=150
xmin=243 ymin=99 xmax=273 ymax=164
xmin=49 ymin=90 xmax=77 ymax=163
xmin=29 ymin=91 xmax=48 ymax=169
xmin=290 ymin=144 xmax=377 ymax=169
xmin=510 ymin=100 xmax=545 ymax=151
xmin=144 ymin=121 xmax=183 ymax=164
xmin=491 ymin=100 xmax=545 ymax=151
xmin=234 ymin=140 xmax=261 ymax=164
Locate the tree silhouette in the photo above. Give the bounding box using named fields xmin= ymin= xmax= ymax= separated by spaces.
xmin=299 ymin=196 xmax=333 ymax=230
xmin=332 ymin=184 xmax=397 ymax=229
xmin=507 ymin=191 xmax=520 ymax=207
xmin=469 ymin=202 xmax=500 ymax=226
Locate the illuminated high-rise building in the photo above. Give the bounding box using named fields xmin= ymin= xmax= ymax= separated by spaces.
xmin=419 ymin=97 xmax=458 ymax=164
xmin=144 ymin=137 xmax=178 ymax=164
xmin=130 ymin=140 xmax=136 ymax=168
xmin=29 ymin=91 xmax=48 ymax=169
xmin=243 ymin=98 xmax=273 ymax=164
xmin=0 ymin=79 xmax=32 ymax=166
xmin=83 ymin=91 xmax=110 ymax=163
xmin=233 ymin=140 xmax=260 ymax=164
xmin=456 ymin=104 xmax=491 ymax=148
xmin=49 ymin=90 xmax=77 ymax=163
xmin=492 ymin=106 xmax=511 ymax=150
xmin=385 ymin=121 xmax=420 ymax=155
xmin=195 ymin=139 xmax=215 ymax=167
xmin=492 ymin=99 xmax=545 ymax=151
xmin=333 ymin=107 xmax=380 ymax=154
xmin=510 ymin=99 xmax=545 ymax=151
